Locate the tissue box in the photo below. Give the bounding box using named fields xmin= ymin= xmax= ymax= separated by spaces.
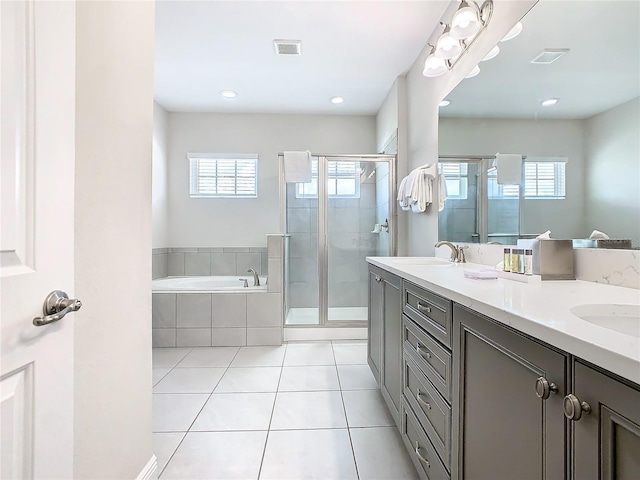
xmin=517 ymin=239 xmax=575 ymax=280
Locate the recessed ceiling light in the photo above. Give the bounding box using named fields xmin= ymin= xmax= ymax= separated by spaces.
xmin=541 ymin=98 xmax=559 ymax=106
xmin=500 ymin=22 xmax=522 ymax=42
xmin=481 ymin=45 xmax=500 ymax=62
xmin=439 ymin=100 xmax=451 ymax=107
xmin=465 ymin=65 xmax=480 ymax=78
xmin=330 ymin=96 xmax=344 ymax=104
xmin=219 ymin=90 xmax=238 ymax=99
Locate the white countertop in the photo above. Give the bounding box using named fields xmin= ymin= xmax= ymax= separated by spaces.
xmin=367 ymin=257 xmax=640 ymax=385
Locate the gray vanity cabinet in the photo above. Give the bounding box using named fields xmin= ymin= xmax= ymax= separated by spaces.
xmin=368 ymin=265 xmax=403 ymax=428
xmin=452 ymin=304 xmax=569 ymax=480
xmin=571 ymin=360 xmax=640 ymax=480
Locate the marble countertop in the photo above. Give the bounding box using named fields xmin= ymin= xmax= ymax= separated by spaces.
xmin=367 ymin=257 xmax=640 ymax=385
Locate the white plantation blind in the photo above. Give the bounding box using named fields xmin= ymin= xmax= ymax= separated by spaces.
xmin=524 ymin=161 xmax=566 ymax=198
xmin=439 ymin=162 xmax=468 ymax=200
xmin=296 ymin=160 xmax=361 ymax=198
xmin=188 ymin=154 xmax=258 ymax=198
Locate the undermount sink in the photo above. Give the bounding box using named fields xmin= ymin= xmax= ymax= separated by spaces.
xmin=570 ymin=304 xmax=640 ymax=338
xmin=392 ymin=257 xmax=451 ymax=266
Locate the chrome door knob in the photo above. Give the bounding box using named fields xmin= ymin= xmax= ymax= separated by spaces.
xmin=563 ymin=394 xmax=591 ymax=421
xmin=535 ymin=376 xmax=559 ymax=400
xmin=33 ymin=290 xmax=82 ymax=326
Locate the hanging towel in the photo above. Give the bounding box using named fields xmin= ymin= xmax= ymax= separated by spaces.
xmin=397 ymin=164 xmax=441 ymax=213
xmin=438 ymin=172 xmax=447 ymax=212
xmin=284 ymin=150 xmax=312 ymax=183
xmin=495 ymin=153 xmax=523 ymax=185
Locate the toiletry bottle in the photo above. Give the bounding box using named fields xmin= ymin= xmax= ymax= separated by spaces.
xmin=524 ymin=249 xmax=533 ymax=276
xmin=511 ymin=249 xmax=519 ymax=273
xmin=518 ymin=249 xmax=525 ymax=274
xmin=503 ymin=248 xmax=511 ymax=272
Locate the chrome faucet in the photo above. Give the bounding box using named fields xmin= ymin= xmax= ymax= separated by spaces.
xmin=247 ymin=268 xmax=260 ymax=286
xmin=434 ymin=241 xmax=468 ymax=263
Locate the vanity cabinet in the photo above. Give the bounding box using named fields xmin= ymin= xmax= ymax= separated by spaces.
xmin=452 ymin=304 xmax=569 ymax=480
xmin=571 ymin=360 xmax=640 ymax=480
xmin=368 ymin=265 xmax=402 ymax=428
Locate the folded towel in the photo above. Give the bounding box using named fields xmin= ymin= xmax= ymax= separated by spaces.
xmin=397 ymin=164 xmax=440 ymax=213
xmin=284 ymin=150 xmax=312 ymax=183
xmin=589 ymin=229 xmax=610 ymax=239
xmin=536 ymin=230 xmax=551 ymax=239
xmin=495 ymin=153 xmax=522 ymax=185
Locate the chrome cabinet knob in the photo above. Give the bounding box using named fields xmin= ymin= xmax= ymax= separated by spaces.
xmin=563 ymin=394 xmax=591 ymax=421
xmin=535 ymin=376 xmax=559 ymax=400
xmin=374 ymin=275 xmax=382 ymax=283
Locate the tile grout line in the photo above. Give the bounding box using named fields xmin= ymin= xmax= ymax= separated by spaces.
xmin=157 ymin=346 xmax=243 ymax=478
xmin=332 ymin=340 xmax=362 ymax=480
xmin=152 ymin=347 xmax=194 ymax=388
xmin=256 ymin=342 xmax=288 ymax=480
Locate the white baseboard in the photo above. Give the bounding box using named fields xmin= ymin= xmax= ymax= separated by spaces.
xmin=136 ymin=455 xmax=158 ymax=480
xmin=284 ymin=327 xmax=367 ymax=342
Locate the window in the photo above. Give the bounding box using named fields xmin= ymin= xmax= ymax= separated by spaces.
xmin=188 ymin=154 xmax=258 ymax=198
xmin=524 ymin=161 xmax=566 ymax=199
xmin=439 ymin=162 xmax=468 ymax=200
xmin=487 ymin=167 xmax=520 ymax=198
xmin=296 ymin=160 xmax=361 ymax=198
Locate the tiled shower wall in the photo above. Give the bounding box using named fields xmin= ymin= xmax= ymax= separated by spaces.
xmin=152 ymin=247 xmax=268 ymax=280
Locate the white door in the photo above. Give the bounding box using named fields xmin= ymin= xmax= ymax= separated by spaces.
xmin=1 ymin=1 xmax=76 ymax=478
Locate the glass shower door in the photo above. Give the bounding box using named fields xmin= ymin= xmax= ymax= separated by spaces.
xmin=326 ymin=158 xmax=393 ymax=324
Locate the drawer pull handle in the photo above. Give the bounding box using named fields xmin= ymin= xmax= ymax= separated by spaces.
xmin=414 ymin=442 xmax=430 ymax=468
xmin=416 ymin=343 xmax=431 ymax=359
xmin=417 ymin=303 xmax=432 ymax=314
xmin=563 ymin=394 xmax=591 ymax=421
xmin=416 ymin=389 xmax=432 ymax=410
xmin=535 ymin=376 xmax=558 ymax=400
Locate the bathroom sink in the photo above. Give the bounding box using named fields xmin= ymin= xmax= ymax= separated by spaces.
xmin=392 ymin=257 xmax=451 ymax=266
xmin=570 ymin=304 xmax=640 ymax=337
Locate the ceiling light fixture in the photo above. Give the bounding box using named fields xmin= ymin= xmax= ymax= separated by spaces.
xmin=465 ymin=65 xmax=481 ymax=78
xmin=541 ymin=98 xmax=559 ymax=106
xmin=481 ymin=45 xmax=500 ymax=62
xmin=439 ymin=100 xmax=451 ymax=107
xmin=219 ymin=90 xmax=238 ymax=99
xmin=330 ymin=96 xmax=344 ymax=104
xmin=422 ymin=0 xmax=493 ymax=78
xmin=500 ymin=22 xmax=523 ymax=42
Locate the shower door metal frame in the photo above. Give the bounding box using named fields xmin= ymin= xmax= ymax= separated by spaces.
xmin=279 ymin=153 xmax=397 ymax=327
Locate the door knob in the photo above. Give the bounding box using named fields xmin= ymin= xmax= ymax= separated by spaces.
xmin=535 ymin=376 xmax=559 ymax=400
xmin=563 ymin=394 xmax=591 ymax=421
xmin=33 ymin=290 xmax=82 ymax=326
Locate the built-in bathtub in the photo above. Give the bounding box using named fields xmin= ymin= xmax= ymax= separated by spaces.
xmin=152 ymin=276 xmax=282 ymax=348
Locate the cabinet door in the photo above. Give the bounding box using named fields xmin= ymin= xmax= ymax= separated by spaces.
xmin=572 ymin=361 xmax=640 ymax=480
xmin=367 ymin=269 xmax=384 ymax=384
xmin=452 ymin=304 xmax=568 ymax=480
xmin=381 ymin=272 xmax=402 ymax=428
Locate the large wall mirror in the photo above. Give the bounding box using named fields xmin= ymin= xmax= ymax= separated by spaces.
xmin=438 ymin=0 xmax=639 ymax=248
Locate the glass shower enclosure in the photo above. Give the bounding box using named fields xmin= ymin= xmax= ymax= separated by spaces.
xmin=280 ymin=154 xmax=396 ymax=327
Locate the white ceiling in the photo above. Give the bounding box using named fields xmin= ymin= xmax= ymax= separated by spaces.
xmin=154 ymin=0 xmax=449 ymax=114
xmin=440 ymin=0 xmax=640 ymax=119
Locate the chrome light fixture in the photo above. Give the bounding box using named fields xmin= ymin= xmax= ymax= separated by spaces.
xmin=422 ymin=0 xmax=493 ymax=78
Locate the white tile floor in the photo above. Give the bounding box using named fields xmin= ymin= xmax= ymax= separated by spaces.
xmin=153 ymin=341 xmax=418 ymax=480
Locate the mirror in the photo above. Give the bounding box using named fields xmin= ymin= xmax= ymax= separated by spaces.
xmin=438 ymin=0 xmax=640 ymax=248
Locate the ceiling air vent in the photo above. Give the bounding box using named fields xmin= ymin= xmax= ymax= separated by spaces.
xmin=274 ymin=40 xmax=301 ymax=56
xmin=530 ymin=49 xmax=570 ymax=64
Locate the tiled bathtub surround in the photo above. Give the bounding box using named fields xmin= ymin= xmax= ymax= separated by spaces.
xmin=153 ymin=236 xmax=287 ymax=347
xmin=153 ymin=247 xmax=268 ymax=280
xmin=152 ymin=292 xmax=283 ymax=347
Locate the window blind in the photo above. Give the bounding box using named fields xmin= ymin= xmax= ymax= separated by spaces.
xmin=188 ymin=154 xmax=258 ymax=198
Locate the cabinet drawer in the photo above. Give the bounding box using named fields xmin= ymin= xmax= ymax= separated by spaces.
xmin=404 ymin=355 xmax=451 ymax=468
xmin=403 ymin=282 xmax=452 ymax=348
xmin=401 ymin=398 xmax=450 ymax=480
xmin=403 ymin=315 xmax=452 ymax=402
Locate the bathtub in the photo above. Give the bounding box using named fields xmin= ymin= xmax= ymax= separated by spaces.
xmin=152 ymin=275 xmax=267 ymax=293
xmin=152 ymin=275 xmax=281 ymax=348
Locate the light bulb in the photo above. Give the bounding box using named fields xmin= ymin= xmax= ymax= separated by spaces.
xmin=465 ymin=65 xmax=480 ymax=78
xmin=481 ymin=45 xmax=500 ymax=62
xmin=435 ymin=32 xmax=462 ymax=59
xmin=423 ymin=54 xmax=448 ymax=77
xmin=450 ymin=2 xmax=481 ymax=40
xmin=501 ymin=22 xmax=523 ymax=42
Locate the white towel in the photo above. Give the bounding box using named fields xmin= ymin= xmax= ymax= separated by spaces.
xmin=397 ymin=164 xmax=440 ymax=213
xmin=438 ymin=172 xmax=447 ymax=212
xmin=284 ymin=150 xmax=312 ymax=183
xmin=495 ymin=153 xmax=522 ymax=185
